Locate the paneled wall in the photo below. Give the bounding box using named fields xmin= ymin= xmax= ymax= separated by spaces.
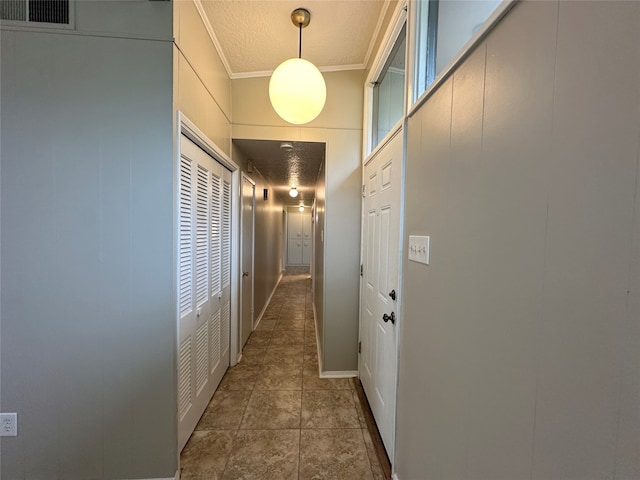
xmin=0 ymin=3 xmax=176 ymax=479
xmin=396 ymin=2 xmax=640 ymax=479
xmin=174 ymin=0 xmax=232 ymax=156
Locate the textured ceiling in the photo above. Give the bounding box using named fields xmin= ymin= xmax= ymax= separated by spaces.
xmin=233 ymin=139 xmax=325 ymax=206
xmin=200 ymin=0 xmax=389 ymax=77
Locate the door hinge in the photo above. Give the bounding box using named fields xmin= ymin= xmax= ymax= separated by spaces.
xmin=360 ymin=264 xmax=363 ymax=276
xmin=358 ymin=341 xmax=361 ymax=354
xmin=362 ymin=185 xmax=366 ymax=198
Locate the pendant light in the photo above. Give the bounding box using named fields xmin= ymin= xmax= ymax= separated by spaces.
xmin=289 ymin=187 xmax=299 ymax=198
xmin=269 ymin=8 xmax=326 ymax=125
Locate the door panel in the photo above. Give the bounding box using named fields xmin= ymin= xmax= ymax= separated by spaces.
xmin=360 ymin=130 xmax=402 ymax=460
xmin=178 ymin=135 xmax=231 ymax=451
xmin=287 ymin=212 xmax=312 ymax=266
xmin=241 ymin=176 xmax=255 ymax=347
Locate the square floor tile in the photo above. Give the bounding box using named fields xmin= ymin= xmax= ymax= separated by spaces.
xmin=246 ymin=330 xmax=272 ymax=347
xmin=217 ymin=364 xmax=262 ymax=391
xmin=299 ymin=429 xmax=373 ymax=480
xmin=276 ymin=317 xmax=306 ymax=330
xmin=180 ymin=430 xmax=235 ymax=480
xmin=303 ymin=366 xmax=352 ymax=390
xmin=303 ymin=349 xmax=319 ymax=367
xmin=254 ymin=364 xmax=302 ymax=390
xmin=264 ymin=344 xmax=304 ymax=366
xmin=196 ymin=390 xmax=252 ymax=431
xmin=301 ymin=390 xmax=360 ymax=428
xmin=270 ymin=328 xmax=305 ymax=345
xmin=240 ymin=390 xmax=302 ymax=429
xmin=255 ymin=319 xmax=277 ymax=331
xmin=222 ymin=430 xmax=299 ymax=480
xmin=241 ymin=345 xmax=267 ymax=365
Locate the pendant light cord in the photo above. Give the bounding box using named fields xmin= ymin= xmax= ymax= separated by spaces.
xmin=298 ymin=22 xmax=302 ymax=58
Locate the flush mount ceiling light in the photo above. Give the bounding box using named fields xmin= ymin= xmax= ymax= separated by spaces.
xmin=289 ymin=187 xmax=299 ymax=198
xmin=269 ymin=8 xmax=327 ymax=125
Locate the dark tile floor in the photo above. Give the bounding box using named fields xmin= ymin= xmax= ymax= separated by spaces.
xmin=180 ymin=267 xmax=385 ymax=480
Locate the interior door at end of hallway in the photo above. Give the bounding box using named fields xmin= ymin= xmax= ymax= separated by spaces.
xmin=359 ymin=131 xmax=402 ymax=461
xmin=241 ymin=176 xmax=255 ymax=347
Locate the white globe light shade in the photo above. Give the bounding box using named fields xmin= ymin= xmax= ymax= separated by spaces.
xmin=289 ymin=188 xmax=299 ymax=198
xmin=269 ymin=58 xmax=327 ymax=125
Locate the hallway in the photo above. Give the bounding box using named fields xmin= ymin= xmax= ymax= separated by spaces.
xmin=179 ymin=267 xmax=385 ymax=479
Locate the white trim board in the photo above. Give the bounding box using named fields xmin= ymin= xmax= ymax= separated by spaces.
xmin=192 ymin=0 xmax=391 ymax=80
xmin=320 ymin=370 xmax=358 ymax=379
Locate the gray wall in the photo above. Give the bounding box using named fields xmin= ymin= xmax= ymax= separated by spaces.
xmin=0 ymin=3 xmax=176 ymax=479
xmin=314 ymin=161 xmax=326 ymax=352
xmin=232 ymin=144 xmax=285 ymax=323
xmin=322 ymin=135 xmax=362 ymax=372
xmin=396 ymin=2 xmax=640 ymax=479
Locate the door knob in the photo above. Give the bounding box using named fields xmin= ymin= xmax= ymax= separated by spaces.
xmin=242 ymin=271 xmax=249 ymax=277
xmin=382 ymin=312 xmax=395 ymax=324
xmin=388 ymin=289 xmax=396 ymax=301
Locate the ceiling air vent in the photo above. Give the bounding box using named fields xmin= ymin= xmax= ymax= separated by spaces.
xmin=1 ymin=0 xmax=70 ymax=25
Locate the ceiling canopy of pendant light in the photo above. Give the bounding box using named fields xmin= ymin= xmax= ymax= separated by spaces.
xmin=269 ymin=8 xmax=326 ymax=125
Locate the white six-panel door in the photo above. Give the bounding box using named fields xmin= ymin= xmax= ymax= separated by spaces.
xmin=360 ymin=130 xmax=403 ymax=460
xmin=178 ymin=135 xmax=232 ymax=451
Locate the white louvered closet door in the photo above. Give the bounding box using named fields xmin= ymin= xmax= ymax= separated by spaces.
xmin=178 ymin=135 xmax=231 ymax=451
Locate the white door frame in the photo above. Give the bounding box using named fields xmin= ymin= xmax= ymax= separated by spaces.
xmin=177 ymin=112 xmax=242 ymax=368
xmin=240 ymin=173 xmax=255 ymax=347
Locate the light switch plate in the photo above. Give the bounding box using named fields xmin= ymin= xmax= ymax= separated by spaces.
xmin=408 ymin=235 xmax=430 ymax=265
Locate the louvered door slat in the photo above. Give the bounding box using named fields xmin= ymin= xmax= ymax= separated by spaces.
xmin=179 ymin=157 xmax=193 ymax=317
xmin=222 ymin=179 xmax=231 ymax=288
xmin=178 ymin=338 xmax=192 ymax=420
xmin=195 ymin=165 xmax=209 ymax=306
xmin=210 ymin=173 xmax=222 ymax=297
xmin=195 ymin=322 xmax=209 ymax=394
xmin=221 ymin=300 xmax=230 ymax=356
xmin=209 ymin=309 xmax=221 ymax=374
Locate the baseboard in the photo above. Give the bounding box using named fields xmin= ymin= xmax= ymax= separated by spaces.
xmin=122 ymin=474 xmax=177 ymax=480
xmin=253 ymin=272 xmax=283 ymax=330
xmin=313 ymin=302 xmax=324 ymax=375
xmin=320 ymin=370 xmax=358 ymax=378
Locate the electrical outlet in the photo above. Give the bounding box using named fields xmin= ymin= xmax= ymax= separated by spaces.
xmin=1 ymin=413 xmax=17 ymax=436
